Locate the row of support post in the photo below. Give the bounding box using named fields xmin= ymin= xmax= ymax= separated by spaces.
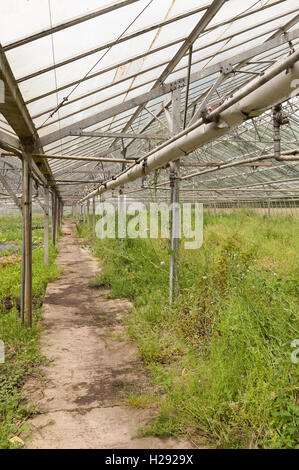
xmin=92 ymin=197 xmax=96 ymax=234
xmin=69 ymin=100 xmax=286 ymax=310
xmin=77 ymin=198 xmax=96 ymax=235
xmin=74 ymin=90 xmax=181 ymax=307
xmin=69 ymin=95 xmax=282 ymax=308
xmin=87 ymin=200 xmax=90 ymax=226
xmin=20 ymin=148 xmax=63 ymax=327
xmin=15 ymin=83 xmax=290 ymax=331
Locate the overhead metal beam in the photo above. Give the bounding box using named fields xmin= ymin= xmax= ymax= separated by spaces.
xmin=18 ymin=3 xmax=212 ymax=84
xmin=37 ymin=27 xmax=299 ymax=148
xmin=27 ymin=9 xmax=298 ymax=140
xmin=21 ymin=0 xmax=284 ymax=91
xmin=124 ymin=186 xmax=299 ymax=193
xmin=0 ymin=172 xmax=22 ymax=210
xmin=0 ymin=44 xmax=36 ymax=138
xmin=26 ymin=3 xmax=294 ymax=108
xmin=157 ymin=0 xmax=227 ymax=87
xmin=0 ymin=129 xmax=21 ymax=153
xmin=3 ymin=0 xmax=140 ymax=51
xmin=109 ymin=0 xmax=227 ymax=151
xmin=49 ymin=180 xmax=103 ymax=185
xmin=180 ymin=156 xmax=299 ymax=191
xmin=267 ymin=12 xmax=299 ymax=40
xmin=144 ymin=105 xmax=171 ymax=131
xmin=69 ymin=130 xmax=169 ymax=140
xmin=219 ymin=176 xmax=299 ymax=189
xmin=36 ymin=80 xmax=186 ymax=147
xmin=37 ymin=144 xmax=122 ymax=176
xmin=42 ymin=0 xmax=226 ymax=146
xmin=183 ymin=46 xmax=193 ymax=129
xmin=188 ymin=10 xmax=299 ymax=127
xmin=51 ymin=160 xmax=104 ymax=179
xmin=55 ymin=170 xmax=104 ymax=174
xmin=0 ymin=135 xmax=48 ymax=186
xmin=27 ymin=24 xmax=286 ymax=128
xmin=78 ymin=51 xmax=299 ymax=202
xmin=33 ymin=153 xmax=135 ymax=163
xmin=181 ymin=149 xmax=299 ymax=181
xmin=0 ymin=43 xmax=58 ymax=190
xmin=180 ymin=161 xmax=273 ymax=167
xmin=21 ymin=36 xmax=184 ymax=88
xmin=36 ymin=46 xmax=281 ymax=131
xmin=50 ymin=179 xmax=103 ymax=183
xmin=48 ymin=140 xmax=122 ymax=164
xmin=113 ymin=98 xmax=171 ymax=157
xmin=188 ymin=73 xmax=226 ymax=127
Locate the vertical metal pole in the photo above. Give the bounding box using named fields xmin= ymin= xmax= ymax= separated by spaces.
xmin=119 ymin=144 xmax=127 ymax=242
xmin=169 ymin=89 xmax=182 ymax=306
xmin=183 ymin=45 xmax=193 ymax=129
xmin=60 ymin=200 xmax=63 ymax=226
xmin=56 ymin=198 xmax=59 ymax=229
xmin=87 ymin=200 xmax=90 ymax=226
xmin=273 ymin=105 xmax=281 ymax=160
xmin=55 ymin=197 xmax=60 ymax=237
xmin=55 ymin=197 xmax=60 ymax=240
xmin=53 ymin=193 xmax=57 ymax=245
xmin=118 ymin=190 xmax=126 ymax=239
xmin=92 ymin=197 xmax=96 ymax=234
xmin=268 ymin=198 xmax=271 ymax=217
xmin=51 ymin=192 xmax=54 ymax=245
xmin=44 ymin=186 xmax=49 ymax=266
xmin=23 ymin=151 xmax=32 ymax=327
xmin=57 ymin=198 xmax=61 ymax=227
xmin=21 ymin=163 xmax=25 ymax=323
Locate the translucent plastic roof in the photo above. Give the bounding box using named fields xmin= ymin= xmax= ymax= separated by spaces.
xmin=0 ymin=0 xmax=298 ymax=203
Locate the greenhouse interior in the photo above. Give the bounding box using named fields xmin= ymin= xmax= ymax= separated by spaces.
xmin=0 ymin=0 xmax=298 ymax=452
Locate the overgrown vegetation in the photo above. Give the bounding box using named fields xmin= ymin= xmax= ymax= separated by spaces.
xmin=0 ymin=215 xmax=60 ymax=448
xmin=78 ymin=211 xmax=299 ymax=449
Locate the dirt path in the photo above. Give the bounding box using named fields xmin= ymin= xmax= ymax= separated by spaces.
xmin=24 ymin=219 xmax=191 ymax=449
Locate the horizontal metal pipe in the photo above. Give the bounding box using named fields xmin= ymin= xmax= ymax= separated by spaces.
xmin=124 ymin=188 xmax=299 ymax=193
xmin=79 ymin=49 xmax=299 ymax=203
xmin=275 ymin=155 xmax=299 ymax=161
xmin=3 ymin=0 xmax=140 ymax=51
xmin=32 ymin=153 xmax=135 ymax=163
xmin=180 ymin=149 xmax=299 ymax=181
xmin=180 ymin=161 xmax=273 ymax=167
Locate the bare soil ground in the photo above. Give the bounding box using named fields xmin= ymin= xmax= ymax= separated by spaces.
xmin=24 ymin=219 xmax=192 ymax=449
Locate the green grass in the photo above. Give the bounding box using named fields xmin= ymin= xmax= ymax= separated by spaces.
xmin=0 ymin=215 xmax=60 ymax=449
xmin=0 ymin=215 xmax=45 ymax=243
xmin=77 ymin=211 xmax=299 ymax=449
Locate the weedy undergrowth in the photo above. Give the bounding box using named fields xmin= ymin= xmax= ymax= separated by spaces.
xmin=79 ymin=211 xmax=298 ymax=448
